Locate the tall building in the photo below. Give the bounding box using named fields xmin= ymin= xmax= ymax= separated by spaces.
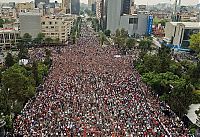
xmin=19 ymin=12 xmax=41 ymax=38
xmin=88 ymin=0 xmax=95 ymax=6
xmin=88 ymin=0 xmax=96 ymax=13
xmin=62 ymin=0 xmax=70 ymax=14
xmin=105 ymin=0 xmax=152 ymax=36
xmin=71 ymin=0 xmax=80 ymax=15
xmin=96 ymin=0 xmax=102 ymax=20
xmin=91 ymin=2 xmax=96 ymax=14
xmin=34 ymin=0 xmax=49 ymax=8
xmin=123 ymin=0 xmax=131 ymax=14
xmin=106 ymin=0 xmax=123 ymax=32
xmin=96 ymin=0 xmax=107 ymax=29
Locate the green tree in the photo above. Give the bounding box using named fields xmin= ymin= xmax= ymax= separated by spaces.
xmin=1 ymin=64 xmax=35 ymax=116
xmin=44 ymin=37 xmax=53 ymax=45
xmin=45 ymin=48 xmax=51 ymax=57
xmin=157 ymin=45 xmax=171 ymax=73
xmin=2 ymin=64 xmax=35 ymax=103
xmin=99 ymin=32 xmax=106 ymax=46
xmin=142 ymin=71 xmax=193 ymax=117
xmin=37 ymin=62 xmax=48 ymax=84
xmin=54 ymin=38 xmax=60 ymax=43
xmin=22 ymin=33 xmax=32 ymax=44
xmin=190 ymin=61 xmax=200 ymax=87
xmin=169 ymin=61 xmax=182 ymax=76
xmin=92 ymin=18 xmax=100 ymax=32
xmin=120 ymin=28 xmax=128 ymax=38
xmin=5 ymin=53 xmax=15 ymax=68
xmin=115 ymin=29 xmax=121 ymax=37
xmin=139 ymin=39 xmax=152 ymax=52
xmin=33 ymin=33 xmax=45 ymax=44
xmin=104 ymin=30 xmax=111 ymax=37
xmin=126 ymin=38 xmax=136 ymax=50
xmin=136 ymin=54 xmax=160 ymax=73
xmin=190 ymin=33 xmax=200 ymax=54
xmin=32 ymin=61 xmax=39 ymax=86
xmin=18 ymin=47 xmax=28 ymax=59
xmin=0 ymin=19 xmax=4 ymax=28
xmin=114 ymin=29 xmax=127 ymax=47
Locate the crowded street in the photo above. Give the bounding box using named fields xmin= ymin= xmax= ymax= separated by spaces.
xmin=13 ymin=22 xmax=191 ymax=137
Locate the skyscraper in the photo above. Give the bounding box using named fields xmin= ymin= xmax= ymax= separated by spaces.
xmin=71 ymin=0 xmax=80 ymax=15
xmin=62 ymin=0 xmax=70 ymax=14
xmin=88 ymin=0 xmax=95 ymax=6
xmin=106 ymin=0 xmax=123 ymax=32
xmin=122 ymin=0 xmax=131 ymax=14
xmin=35 ymin=0 xmax=49 ymax=8
xmin=96 ymin=0 xmax=102 ymax=20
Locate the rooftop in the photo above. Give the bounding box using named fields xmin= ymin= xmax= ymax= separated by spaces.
xmin=170 ymin=22 xmax=200 ymax=28
xmin=19 ymin=12 xmax=41 ymax=16
xmin=0 ymin=28 xmax=19 ymax=33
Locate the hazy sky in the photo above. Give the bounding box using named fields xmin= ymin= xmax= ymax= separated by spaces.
xmin=0 ymin=0 xmax=199 ymax=5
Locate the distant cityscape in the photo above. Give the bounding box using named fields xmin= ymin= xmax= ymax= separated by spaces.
xmin=0 ymin=0 xmax=198 ymax=61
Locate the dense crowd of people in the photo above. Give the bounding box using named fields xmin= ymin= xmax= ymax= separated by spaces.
xmin=14 ymin=22 xmax=192 ymax=136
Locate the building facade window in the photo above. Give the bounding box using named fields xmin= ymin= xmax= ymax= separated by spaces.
xmin=129 ymin=18 xmax=134 ymax=24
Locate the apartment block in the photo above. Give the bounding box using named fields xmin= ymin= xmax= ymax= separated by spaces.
xmin=19 ymin=12 xmax=42 ymax=38
xmin=16 ymin=2 xmax=34 ymax=13
xmin=41 ymin=15 xmax=75 ymax=43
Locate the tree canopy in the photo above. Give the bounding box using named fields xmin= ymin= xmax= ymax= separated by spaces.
xmin=113 ymin=28 xmax=136 ymax=54
xmin=5 ymin=53 xmax=15 ymax=68
xmin=190 ymin=33 xmax=200 ymax=54
xmin=33 ymin=33 xmax=45 ymax=44
xmin=104 ymin=30 xmax=111 ymax=37
xmin=2 ymin=64 xmax=35 ymax=103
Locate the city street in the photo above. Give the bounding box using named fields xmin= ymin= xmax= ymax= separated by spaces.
xmin=13 ymin=22 xmax=190 ymax=137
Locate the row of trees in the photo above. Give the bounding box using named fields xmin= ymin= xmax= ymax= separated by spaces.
xmin=136 ymin=44 xmax=200 ymax=117
xmin=111 ymin=29 xmax=200 ymax=132
xmin=71 ymin=17 xmax=82 ymax=44
xmin=91 ymin=18 xmax=100 ymax=32
xmin=111 ymin=29 xmax=196 ymax=117
xmin=153 ymin=17 xmax=168 ymax=27
xmin=113 ymin=28 xmax=142 ymax=54
xmin=21 ymin=33 xmax=61 ymax=46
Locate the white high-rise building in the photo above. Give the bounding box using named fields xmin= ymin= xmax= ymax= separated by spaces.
xmin=96 ymin=0 xmax=102 ymax=20
xmin=105 ymin=0 xmax=152 ymax=37
xmin=106 ymin=0 xmax=122 ymax=33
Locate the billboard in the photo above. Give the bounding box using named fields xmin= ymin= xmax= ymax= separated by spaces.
xmin=146 ymin=15 xmax=153 ymax=35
